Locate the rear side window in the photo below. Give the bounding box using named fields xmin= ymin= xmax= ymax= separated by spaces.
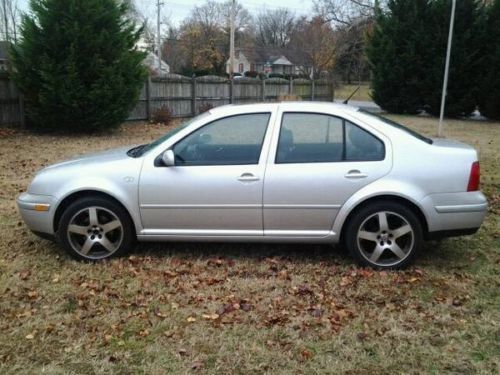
xmin=345 ymin=121 xmax=385 ymax=161
xmin=276 ymin=113 xmax=384 ymax=164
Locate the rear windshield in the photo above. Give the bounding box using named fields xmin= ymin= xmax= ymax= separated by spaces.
xmin=358 ymin=109 xmax=433 ymax=144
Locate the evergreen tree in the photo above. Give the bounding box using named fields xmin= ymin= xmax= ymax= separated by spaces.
xmin=422 ymin=0 xmax=485 ymax=117
xmin=11 ymin=0 xmax=147 ymax=132
xmin=479 ymin=0 xmax=500 ymax=119
xmin=366 ymin=0 xmax=432 ymax=114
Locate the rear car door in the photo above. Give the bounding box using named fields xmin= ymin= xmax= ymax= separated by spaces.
xmin=263 ymin=109 xmax=392 ymax=237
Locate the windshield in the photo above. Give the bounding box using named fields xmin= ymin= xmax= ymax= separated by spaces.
xmin=358 ymin=109 xmax=433 ymax=144
xmin=128 ymin=112 xmax=211 ymax=157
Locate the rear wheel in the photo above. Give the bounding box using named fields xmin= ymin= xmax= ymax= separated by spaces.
xmin=345 ymin=201 xmax=422 ymax=269
xmin=58 ymin=196 xmax=135 ymax=261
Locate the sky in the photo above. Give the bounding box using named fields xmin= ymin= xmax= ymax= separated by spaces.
xmin=16 ymin=0 xmax=315 ymax=27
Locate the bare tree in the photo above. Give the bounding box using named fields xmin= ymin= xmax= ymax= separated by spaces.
xmin=313 ymin=0 xmax=379 ymax=26
xmin=290 ymin=16 xmax=337 ymax=78
xmin=255 ymin=8 xmax=296 ymax=48
xmin=0 ymin=0 xmax=21 ymax=43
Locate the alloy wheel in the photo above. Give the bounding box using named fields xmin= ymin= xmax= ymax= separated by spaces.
xmin=356 ymin=211 xmax=415 ymax=267
xmin=66 ymin=206 xmax=124 ymax=260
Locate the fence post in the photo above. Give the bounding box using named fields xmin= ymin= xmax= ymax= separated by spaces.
xmin=145 ymin=77 xmax=151 ymax=121
xmin=289 ymin=77 xmax=293 ymax=95
xmin=311 ymin=79 xmax=315 ymax=101
xmin=191 ymin=76 xmax=197 ymax=116
xmin=261 ymin=79 xmax=265 ymax=102
xmin=229 ymin=79 xmax=234 ymax=104
xmin=331 ymin=80 xmax=335 ymax=102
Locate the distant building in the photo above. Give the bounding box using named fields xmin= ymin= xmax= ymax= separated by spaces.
xmin=0 ymin=41 xmax=9 ymax=72
xmin=226 ymin=48 xmax=303 ymax=76
xmin=143 ymin=52 xmax=170 ymax=76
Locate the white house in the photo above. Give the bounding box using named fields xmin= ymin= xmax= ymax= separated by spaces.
xmin=226 ymin=48 xmax=301 ymax=76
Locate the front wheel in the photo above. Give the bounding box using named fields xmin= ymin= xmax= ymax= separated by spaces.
xmin=344 ymin=201 xmax=423 ymax=269
xmin=58 ymin=196 xmax=135 ymax=261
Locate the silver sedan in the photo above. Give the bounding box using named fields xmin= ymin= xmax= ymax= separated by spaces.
xmin=17 ymin=102 xmax=488 ymax=269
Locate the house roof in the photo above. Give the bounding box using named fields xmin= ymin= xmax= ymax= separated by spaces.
xmin=0 ymin=41 xmax=9 ymax=60
xmin=236 ymin=47 xmax=294 ymax=65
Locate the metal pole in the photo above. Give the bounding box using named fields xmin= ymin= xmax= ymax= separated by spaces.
xmin=438 ymin=0 xmax=456 ymax=138
xmin=229 ymin=0 xmax=235 ymax=78
xmin=156 ymin=0 xmax=163 ymax=73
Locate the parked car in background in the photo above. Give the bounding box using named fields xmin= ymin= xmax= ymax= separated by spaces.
xmin=17 ymin=103 xmax=487 ymax=269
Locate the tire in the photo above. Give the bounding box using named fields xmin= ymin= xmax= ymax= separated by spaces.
xmin=57 ymin=196 xmax=135 ymax=261
xmin=344 ymin=201 xmax=423 ymax=270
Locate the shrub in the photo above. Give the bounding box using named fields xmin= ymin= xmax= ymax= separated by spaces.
xmin=198 ymin=103 xmax=214 ymax=113
xmin=268 ymin=73 xmax=285 ymax=79
xmin=11 ymin=0 xmax=147 ymax=133
xmin=152 ymin=106 xmax=173 ymax=125
xmin=244 ymin=71 xmax=259 ymax=78
xmin=478 ymin=0 xmax=500 ymax=119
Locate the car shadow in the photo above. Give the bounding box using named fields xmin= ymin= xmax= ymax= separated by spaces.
xmin=132 ymin=241 xmax=353 ymax=266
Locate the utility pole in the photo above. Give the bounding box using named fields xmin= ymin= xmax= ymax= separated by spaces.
xmin=2 ymin=0 xmax=10 ymax=42
xmin=229 ymin=0 xmax=235 ymax=78
xmin=156 ymin=0 xmax=163 ymax=74
xmin=438 ymin=0 xmax=456 ymax=138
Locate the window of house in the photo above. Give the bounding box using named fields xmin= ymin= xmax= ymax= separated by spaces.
xmin=173 ymin=113 xmax=271 ymax=166
xmin=250 ymin=63 xmax=255 ymax=72
xmin=238 ymin=63 xmax=244 ymax=73
xmin=276 ymin=113 xmax=384 ymax=164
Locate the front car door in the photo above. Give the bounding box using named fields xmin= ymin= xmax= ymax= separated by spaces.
xmin=263 ymin=107 xmax=392 ymax=238
xmin=139 ymin=110 xmax=275 ymax=237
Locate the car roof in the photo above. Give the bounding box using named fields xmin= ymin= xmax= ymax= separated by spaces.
xmin=208 ymin=101 xmax=360 ymax=117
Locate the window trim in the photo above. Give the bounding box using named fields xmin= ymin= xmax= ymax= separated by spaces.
xmin=157 ymin=112 xmax=272 ymax=167
xmin=274 ymin=111 xmax=386 ymax=164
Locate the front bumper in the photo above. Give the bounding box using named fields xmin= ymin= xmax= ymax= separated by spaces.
xmin=17 ymin=193 xmax=57 ymax=236
xmin=421 ymin=191 xmax=488 ymax=233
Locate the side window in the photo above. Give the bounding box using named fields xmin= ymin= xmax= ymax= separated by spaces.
xmin=276 ymin=113 xmax=343 ymax=163
xmin=276 ymin=113 xmax=385 ymax=164
xmin=345 ymin=121 xmax=384 ymax=161
xmin=173 ymin=113 xmax=270 ymax=166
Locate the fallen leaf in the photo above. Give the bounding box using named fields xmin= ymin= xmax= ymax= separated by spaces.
xmin=191 ymin=360 xmax=204 ymax=370
xmin=25 ymin=334 xmax=35 ymax=340
xmin=187 ymin=316 xmax=196 ymax=323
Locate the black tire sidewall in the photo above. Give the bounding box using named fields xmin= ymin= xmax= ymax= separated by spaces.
xmin=57 ymin=196 xmax=135 ymax=261
xmin=345 ymin=201 xmax=423 ymax=270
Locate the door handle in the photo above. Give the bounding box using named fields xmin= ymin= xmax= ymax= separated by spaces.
xmin=344 ymin=169 xmax=368 ymax=179
xmin=238 ymin=173 xmax=260 ymax=182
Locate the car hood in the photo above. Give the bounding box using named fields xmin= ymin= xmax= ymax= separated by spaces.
xmin=43 ymin=145 xmax=135 ymax=170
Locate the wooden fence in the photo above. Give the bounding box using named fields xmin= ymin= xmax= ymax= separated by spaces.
xmin=0 ymin=73 xmax=334 ymax=127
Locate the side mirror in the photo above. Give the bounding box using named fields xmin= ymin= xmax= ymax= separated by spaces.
xmin=162 ymin=150 xmax=175 ymax=167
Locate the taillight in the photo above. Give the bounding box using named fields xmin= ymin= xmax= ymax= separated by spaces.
xmin=467 ymin=161 xmax=480 ymax=191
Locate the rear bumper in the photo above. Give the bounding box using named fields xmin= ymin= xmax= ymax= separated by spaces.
xmin=420 ymin=191 xmax=488 ymax=233
xmin=17 ymin=193 xmax=57 ymax=236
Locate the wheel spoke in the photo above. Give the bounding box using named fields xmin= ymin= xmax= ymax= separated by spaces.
xmin=370 ymin=245 xmax=384 ymax=263
xmin=102 ymin=220 xmax=121 ymax=234
xmin=378 ymin=212 xmax=389 ymax=232
xmin=392 ymin=224 xmax=411 ymax=239
xmin=80 ymin=239 xmax=94 ymax=255
xmin=88 ymin=207 xmax=99 ymax=226
xmin=68 ymin=224 xmax=88 ymax=236
xmin=390 ymin=243 xmax=406 ymax=260
xmin=358 ymin=230 xmax=378 ymax=242
xmin=100 ymin=237 xmax=117 ymax=253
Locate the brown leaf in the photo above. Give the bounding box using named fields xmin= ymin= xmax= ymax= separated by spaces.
xmin=357 ymin=332 xmax=368 ymax=341
xmin=19 ymin=270 xmax=31 ymax=280
xmin=240 ymin=303 xmax=253 ymax=312
xmin=191 ymin=360 xmax=204 ymax=370
xmin=297 ymin=284 xmax=313 ymax=296
xmin=178 ymin=348 xmax=189 ymax=356
xmin=300 ymin=349 xmax=314 ymax=361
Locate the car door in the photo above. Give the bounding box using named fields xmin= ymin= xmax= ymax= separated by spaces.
xmin=139 ymin=112 xmax=274 ymax=236
xmin=263 ymin=110 xmax=392 ymax=237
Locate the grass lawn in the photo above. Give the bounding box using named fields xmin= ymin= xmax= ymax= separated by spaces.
xmin=335 ymin=84 xmax=372 ymax=102
xmin=0 ymin=115 xmax=498 ymax=374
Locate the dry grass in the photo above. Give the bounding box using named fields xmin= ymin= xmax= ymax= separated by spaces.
xmin=0 ymin=116 xmax=499 ymax=374
xmin=335 ymin=84 xmax=372 ymax=102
